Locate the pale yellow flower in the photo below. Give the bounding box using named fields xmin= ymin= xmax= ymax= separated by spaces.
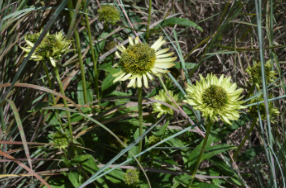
xmin=113 ymin=36 xmax=177 ymax=88
xmin=152 ymin=90 xmax=178 ymax=118
xmin=184 ymin=74 xmax=245 ymax=125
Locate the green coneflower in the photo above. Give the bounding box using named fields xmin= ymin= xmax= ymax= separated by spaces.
xmin=184 ymin=74 xmax=245 ymax=125
xmin=246 ymin=60 xmax=277 ymax=88
xmin=113 ymin=36 xmax=177 ymax=88
xmin=124 ymin=169 xmax=140 ymax=187
xmin=50 ymin=130 xmax=70 ymax=150
xmin=152 ymin=90 xmax=178 ymax=118
xmin=98 ymin=5 xmax=120 ymax=25
xmin=20 ymin=30 xmax=71 ymax=67
xmin=248 ymin=94 xmax=279 ymax=123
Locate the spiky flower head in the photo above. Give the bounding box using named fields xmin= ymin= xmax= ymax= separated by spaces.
xmin=248 ymin=94 xmax=279 ymax=123
xmin=20 ymin=30 xmax=71 ymax=67
xmin=124 ymin=169 xmax=140 ymax=187
xmin=50 ymin=130 xmax=70 ymax=150
xmin=152 ymin=90 xmax=178 ymax=118
xmin=246 ymin=60 xmax=277 ymax=88
xmin=98 ymin=5 xmax=120 ymax=25
xmin=113 ymin=37 xmax=177 ymax=88
xmin=184 ymin=74 xmax=246 ymax=125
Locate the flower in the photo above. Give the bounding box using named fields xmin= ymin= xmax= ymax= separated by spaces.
xmin=98 ymin=5 xmax=120 ymax=25
xmin=50 ymin=130 xmax=70 ymax=150
xmin=124 ymin=169 xmax=140 ymax=187
xmin=113 ymin=36 xmax=177 ymax=88
xmin=20 ymin=31 xmax=71 ymax=67
xmin=246 ymin=60 xmax=277 ymax=88
xmin=248 ymin=94 xmax=279 ymax=123
xmin=184 ymin=74 xmax=245 ymax=125
xmin=152 ymin=90 xmax=178 ymax=118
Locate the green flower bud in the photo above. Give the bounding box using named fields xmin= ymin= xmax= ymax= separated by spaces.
xmin=98 ymin=5 xmax=120 ymax=25
xmin=124 ymin=169 xmax=140 ymax=187
xmin=50 ymin=130 xmax=70 ymax=150
xmin=246 ymin=60 xmax=277 ymax=88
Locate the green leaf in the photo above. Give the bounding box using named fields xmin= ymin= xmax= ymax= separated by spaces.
xmin=77 ymin=81 xmax=93 ymax=105
xmin=155 ymin=120 xmax=169 ymax=136
xmin=101 ymin=74 xmax=116 ymax=92
xmin=105 ymin=90 xmax=131 ymax=97
xmin=202 ymin=144 xmax=236 ymax=161
xmin=161 ymin=18 xmax=203 ymax=32
xmin=71 ymin=154 xmax=91 ymax=164
xmin=187 ymin=135 xmax=215 ymax=167
xmin=45 ymin=177 xmax=73 ymax=188
xmin=174 ymin=62 xmax=196 ymax=69
xmin=172 ymin=174 xmax=191 ymax=188
xmin=237 ymin=146 xmax=264 ymax=161
xmin=105 ymin=168 xmax=125 ymax=184
xmin=68 ymin=171 xmax=81 ymax=188
xmin=192 ymin=182 xmax=222 ymax=188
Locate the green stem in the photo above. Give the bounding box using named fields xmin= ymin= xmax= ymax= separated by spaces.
xmin=146 ymin=0 xmax=152 ymax=43
xmin=53 ymin=66 xmax=73 ymax=142
xmin=187 ymin=119 xmax=212 ymax=188
xmin=42 ymin=62 xmax=64 ymax=128
xmin=138 ymin=87 xmax=143 ymax=162
xmin=67 ymin=0 xmax=88 ymax=104
xmin=84 ymin=2 xmax=100 ymax=100
xmin=158 ymin=76 xmax=168 ymax=93
xmin=233 ymin=119 xmax=257 ymax=159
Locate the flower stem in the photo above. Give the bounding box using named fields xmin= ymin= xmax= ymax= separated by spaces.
xmin=233 ymin=119 xmax=257 ymax=159
xmin=84 ymin=2 xmax=100 ymax=100
xmin=146 ymin=0 xmax=152 ymax=43
xmin=158 ymin=76 xmax=168 ymax=93
xmin=53 ymin=66 xmax=73 ymax=142
xmin=137 ymin=87 xmax=143 ymax=162
xmin=67 ymin=0 xmax=88 ymax=104
xmin=187 ymin=119 xmax=212 ymax=188
xmin=42 ymin=61 xmax=64 ymax=128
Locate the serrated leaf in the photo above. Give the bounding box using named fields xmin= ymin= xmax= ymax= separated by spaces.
xmin=161 ymin=18 xmax=203 ymax=32
xmin=192 ymin=182 xmax=222 ymax=188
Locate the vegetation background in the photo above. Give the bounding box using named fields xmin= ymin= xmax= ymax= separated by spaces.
xmin=0 ymin=0 xmax=285 ymax=187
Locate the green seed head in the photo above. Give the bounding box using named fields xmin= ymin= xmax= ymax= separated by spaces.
xmin=51 ymin=131 xmax=70 ymax=150
xmin=124 ymin=169 xmax=140 ymax=187
xmin=120 ymin=43 xmax=156 ymax=75
xmin=98 ymin=5 xmax=120 ymax=25
xmin=202 ymin=85 xmax=228 ymax=110
xmin=246 ymin=60 xmax=277 ymax=86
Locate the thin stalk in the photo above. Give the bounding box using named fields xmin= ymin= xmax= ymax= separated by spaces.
xmin=53 ymin=66 xmax=73 ymax=142
xmin=67 ymin=0 xmax=88 ymax=104
xmin=187 ymin=119 xmax=212 ymax=188
xmin=42 ymin=61 xmax=64 ymax=128
xmin=158 ymin=76 xmax=168 ymax=93
xmin=84 ymin=4 xmax=99 ymax=100
xmin=137 ymin=87 xmax=143 ymax=162
xmin=233 ymin=119 xmax=257 ymax=159
xmin=146 ymin=0 xmax=152 ymax=43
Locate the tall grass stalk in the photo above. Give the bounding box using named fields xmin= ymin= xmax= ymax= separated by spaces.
xmin=84 ymin=1 xmax=100 ymax=100
xmin=146 ymin=0 xmax=152 ymax=43
xmin=53 ymin=66 xmax=73 ymax=142
xmin=67 ymin=0 xmax=88 ymax=104
xmin=42 ymin=61 xmax=64 ymax=128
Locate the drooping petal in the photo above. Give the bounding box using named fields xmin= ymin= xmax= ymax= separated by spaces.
xmin=143 ymin=74 xmax=148 ymax=88
xmin=128 ymin=37 xmax=134 ymax=46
